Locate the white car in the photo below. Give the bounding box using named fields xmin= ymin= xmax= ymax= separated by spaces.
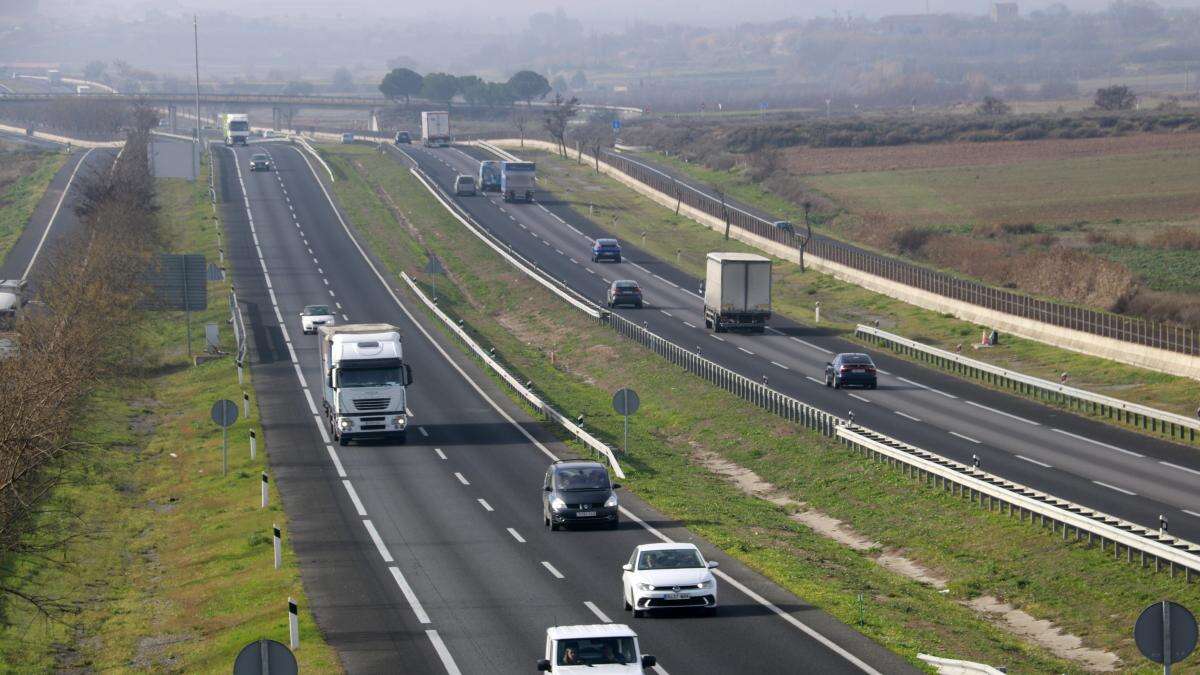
xmin=300 ymin=304 xmax=335 ymax=334
xmin=622 ymin=542 xmax=719 ymax=617
xmin=537 ymin=624 xmax=656 ymax=673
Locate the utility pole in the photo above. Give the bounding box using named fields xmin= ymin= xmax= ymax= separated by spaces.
xmin=193 ymin=14 xmax=201 ymax=182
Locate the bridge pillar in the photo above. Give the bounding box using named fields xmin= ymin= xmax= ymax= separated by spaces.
xmin=272 ymin=106 xmax=281 ymax=131
xmin=369 ymin=108 xmax=380 ymax=133
xmin=168 ymin=105 xmax=178 ymax=133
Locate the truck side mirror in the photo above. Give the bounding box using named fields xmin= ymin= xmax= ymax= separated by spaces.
xmin=536 ymin=658 xmax=552 ymax=672
xmin=641 ymin=655 xmax=657 ymax=668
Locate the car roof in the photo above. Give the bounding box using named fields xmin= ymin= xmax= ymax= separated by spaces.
xmin=634 ymin=542 xmax=700 ymax=552
xmin=612 ymin=280 xmax=639 ymax=286
xmin=251 ymin=153 xmax=269 ymax=158
xmin=835 ymin=353 xmax=871 ymax=359
xmin=304 ymin=304 xmax=332 ymax=313
xmin=552 ymin=459 xmax=606 ymax=470
xmin=547 ymin=624 xmax=637 ymax=640
xmin=595 ymin=238 xmax=619 ymax=245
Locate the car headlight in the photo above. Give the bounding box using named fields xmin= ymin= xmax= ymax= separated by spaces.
xmin=637 ymin=583 xmax=655 ymax=591
xmin=550 ymin=497 xmax=567 ymax=511
xmin=604 ymin=493 xmax=618 ymax=508
xmin=338 ymin=418 xmax=352 ymax=430
xmin=699 ymin=578 xmax=714 ymax=589
xmin=393 ymin=416 xmax=407 ymax=428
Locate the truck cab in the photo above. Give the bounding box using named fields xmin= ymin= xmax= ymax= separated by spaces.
xmin=537 ymin=625 xmax=656 ymax=673
xmin=319 ymin=324 xmax=413 ymax=445
xmin=221 ymin=113 xmax=250 ymax=146
xmin=478 ymin=160 xmax=502 ymax=192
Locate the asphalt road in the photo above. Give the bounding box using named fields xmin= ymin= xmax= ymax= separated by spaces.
xmin=394 ymin=142 xmax=1200 ymax=544
xmin=0 ymin=141 xmax=116 ymax=280
xmin=216 ymin=140 xmax=913 ymax=674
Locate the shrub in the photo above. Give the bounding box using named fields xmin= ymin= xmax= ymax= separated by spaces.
xmin=891 ymin=227 xmax=935 ymax=255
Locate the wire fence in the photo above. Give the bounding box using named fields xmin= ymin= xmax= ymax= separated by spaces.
xmin=597 ymin=149 xmax=1199 ymax=357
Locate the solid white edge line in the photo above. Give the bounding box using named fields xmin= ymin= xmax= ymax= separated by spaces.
xmin=22 ymin=148 xmax=95 ymax=281
xmin=541 ymin=561 xmax=565 ymax=579
xmin=426 ymin=629 xmax=461 ymax=675
xmin=584 ymin=600 xmax=612 ymax=623
xmin=343 ymin=480 xmax=368 ymax=516
xmin=949 ymin=431 xmax=981 ymax=444
xmin=387 ymin=567 xmax=430 ymax=624
xmin=363 ymin=519 xmax=394 ymax=562
xmin=1093 ymin=480 xmax=1137 ymax=496
xmin=1016 ymin=454 xmax=1053 ymax=468
xmin=362 ymin=143 xmax=879 ymax=675
xmin=964 ymin=400 xmax=1040 ymax=426
xmin=1051 ymin=427 xmax=1145 ymax=458
xmin=1160 ymin=461 xmax=1200 ymax=477
xmin=507 ymin=527 xmax=526 ymax=543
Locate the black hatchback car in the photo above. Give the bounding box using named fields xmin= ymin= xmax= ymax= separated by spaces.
xmin=591 ymin=238 xmax=622 ymax=263
xmin=825 ymin=353 xmax=878 ymax=389
xmin=607 ymin=280 xmax=643 ymax=308
xmin=543 ymin=459 xmax=620 ymax=530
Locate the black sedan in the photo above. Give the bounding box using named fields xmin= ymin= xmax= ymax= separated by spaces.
xmin=606 ymin=280 xmax=643 ymax=308
xmin=825 ymin=353 xmax=878 ymax=389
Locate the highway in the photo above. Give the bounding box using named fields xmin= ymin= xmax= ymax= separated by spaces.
xmin=215 ymin=140 xmax=914 ymax=674
xmin=393 ymin=142 xmax=1200 ymax=544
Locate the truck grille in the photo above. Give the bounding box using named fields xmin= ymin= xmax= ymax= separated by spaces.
xmin=353 ymin=398 xmax=389 ymax=411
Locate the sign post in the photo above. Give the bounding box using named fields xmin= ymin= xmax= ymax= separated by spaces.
xmin=611 ymin=388 xmax=640 ymax=456
xmin=1134 ymin=601 xmax=1198 ymax=674
xmin=211 ymin=399 xmax=239 ymax=476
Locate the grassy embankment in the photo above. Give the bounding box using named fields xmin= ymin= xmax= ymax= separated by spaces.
xmin=0 ymin=147 xmax=66 ymax=265
xmin=318 ymin=142 xmax=1200 ymax=672
xmin=528 ymin=148 xmax=1200 ymax=426
xmin=0 ymin=159 xmax=339 ymax=671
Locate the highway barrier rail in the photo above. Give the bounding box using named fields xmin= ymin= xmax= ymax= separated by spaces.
xmin=362 ymin=137 xmax=1200 ymax=582
xmin=586 ymin=148 xmax=1199 ymax=359
xmin=857 ymin=324 xmax=1200 ymax=444
xmin=401 ymin=272 xmax=625 ymax=479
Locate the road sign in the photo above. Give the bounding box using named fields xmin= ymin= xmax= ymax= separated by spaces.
xmin=612 ymin=119 xmax=621 ymax=131
xmin=1135 ymin=601 xmax=1197 ymax=672
xmin=233 ymin=639 xmax=298 ymax=675
xmin=211 ymin=399 xmax=239 ymax=427
xmin=612 ymin=388 xmax=639 ymax=416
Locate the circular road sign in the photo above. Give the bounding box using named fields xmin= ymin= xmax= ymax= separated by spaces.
xmin=211 ymin=399 xmax=239 ymax=428
xmin=232 ymin=639 xmax=298 ymax=675
xmin=612 ymin=388 xmax=640 ymax=416
xmin=1134 ymin=601 xmax=1198 ymax=665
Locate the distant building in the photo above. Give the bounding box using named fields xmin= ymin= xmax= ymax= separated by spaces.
xmin=991 ymin=2 xmax=1019 ymax=22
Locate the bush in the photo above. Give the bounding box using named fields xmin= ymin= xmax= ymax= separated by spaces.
xmin=891 ymin=227 xmax=935 ymax=255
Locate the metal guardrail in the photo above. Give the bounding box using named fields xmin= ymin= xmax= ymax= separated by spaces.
xmin=394 ymin=138 xmax=1200 ymax=582
xmin=593 ymin=149 xmax=1199 ymax=358
xmin=857 ymin=324 xmax=1200 ymax=443
xmin=401 ymin=271 xmax=625 ymax=479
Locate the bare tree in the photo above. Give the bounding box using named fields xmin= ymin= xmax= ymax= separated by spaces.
xmin=542 ymin=93 xmax=579 ymax=157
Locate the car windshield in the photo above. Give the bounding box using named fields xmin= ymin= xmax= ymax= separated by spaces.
xmin=339 ymin=366 xmax=403 ymax=388
xmin=556 ymin=637 xmax=637 ymax=666
xmin=615 ymin=281 xmax=638 ymax=289
xmin=638 ymin=548 xmax=704 ymax=570
xmin=555 ymin=466 xmax=610 ymax=491
xmin=303 ymin=305 xmax=330 ymax=316
xmin=596 ymin=239 xmax=618 ymax=247
xmin=252 ymin=155 xmax=268 ymax=161
xmin=840 ymin=354 xmax=873 ymax=365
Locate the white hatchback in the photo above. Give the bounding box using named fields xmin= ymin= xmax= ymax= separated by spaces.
xmin=622 ymin=543 xmax=719 ymax=617
xmin=300 ymin=304 xmax=335 ymax=334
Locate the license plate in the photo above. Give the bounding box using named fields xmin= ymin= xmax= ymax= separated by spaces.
xmin=576 ymin=511 xmax=596 ymax=517
xmin=664 ymin=593 xmax=682 ymax=600
xmin=852 ymin=368 xmax=865 ymax=372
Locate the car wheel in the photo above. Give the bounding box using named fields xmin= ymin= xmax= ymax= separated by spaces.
xmin=635 ymin=302 xmax=643 ymax=309
xmin=825 ymin=375 xmax=832 ymax=387
xmin=633 ymin=609 xmax=645 ymax=619
xmin=608 ymin=519 xmax=619 ymax=530
xmin=833 ymin=377 xmax=841 ymax=389
xmin=869 ymin=382 xmax=877 ymax=390
xmin=549 ymin=520 xmax=560 ymax=532
xmin=623 ymin=591 xmax=632 ymax=611
xmin=544 ymin=511 xmax=550 ymax=528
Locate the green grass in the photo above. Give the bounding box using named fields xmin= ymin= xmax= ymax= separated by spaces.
xmin=1095 ymin=244 xmax=1200 ymax=294
xmin=0 ymin=161 xmax=340 ymax=672
xmin=319 ymin=142 xmax=1200 ymax=672
xmin=0 ymin=148 xmax=66 ymax=267
xmin=533 ymin=149 xmax=1200 ymax=426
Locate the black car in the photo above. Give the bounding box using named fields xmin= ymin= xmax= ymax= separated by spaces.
xmin=591 ymin=238 xmax=622 ymax=263
xmin=825 ymin=353 xmax=878 ymax=389
xmin=607 ymin=280 xmax=643 ymax=308
xmin=249 ymin=153 xmax=272 ymax=171
xmin=543 ymin=459 xmax=620 ymax=530
xmin=394 ymin=131 xmax=411 ymax=144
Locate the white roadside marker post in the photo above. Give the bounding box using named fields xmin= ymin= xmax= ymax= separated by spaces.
xmin=288 ymin=597 xmax=299 ymax=649
xmin=261 ymin=472 xmax=269 ymax=508
xmin=273 ymin=524 xmax=282 ymax=570
xmin=249 ymin=429 xmax=257 ymax=459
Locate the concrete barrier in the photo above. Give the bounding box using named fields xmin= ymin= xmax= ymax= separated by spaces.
xmin=485 ymin=138 xmax=1200 ymax=381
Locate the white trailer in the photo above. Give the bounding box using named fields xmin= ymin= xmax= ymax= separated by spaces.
xmin=703 ymin=252 xmax=772 ymax=333
xmin=319 ymin=323 xmax=413 ymax=445
xmin=221 ymin=113 xmax=250 ymax=145
xmin=421 ymin=111 xmax=451 ymax=147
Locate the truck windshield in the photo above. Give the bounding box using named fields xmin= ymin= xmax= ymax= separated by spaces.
xmin=556 ymin=637 xmax=637 ymax=666
xmin=339 ymin=367 xmax=403 ymax=387
xmin=230 ymin=121 xmax=249 ymax=131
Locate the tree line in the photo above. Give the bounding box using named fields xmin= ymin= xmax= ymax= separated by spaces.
xmin=379 ymin=68 xmax=552 ymax=108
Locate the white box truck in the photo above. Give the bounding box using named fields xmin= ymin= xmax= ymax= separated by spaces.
xmin=421 ymin=111 xmax=450 ymax=147
xmin=500 ymin=161 xmax=536 ymax=202
xmin=220 ymin=113 xmax=250 ymax=145
xmin=319 ymin=323 xmax=413 ymax=445
xmin=703 ymin=252 xmax=772 ymax=333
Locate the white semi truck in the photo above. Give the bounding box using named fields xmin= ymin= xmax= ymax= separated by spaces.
xmin=421 ymin=110 xmax=451 ymax=147
xmin=220 ymin=113 xmax=250 ymax=145
xmin=319 ymin=323 xmax=413 ymax=445
xmin=702 ymin=252 xmax=772 ymax=333
xmin=500 ymin=161 xmax=536 ymax=202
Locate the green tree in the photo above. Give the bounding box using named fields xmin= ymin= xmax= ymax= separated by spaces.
xmin=457 ymin=75 xmax=485 ymax=105
xmin=379 ymin=67 xmax=423 ymax=104
xmin=507 ymin=70 xmax=551 ymax=106
xmin=421 ymin=72 xmax=460 ymax=107
xmin=976 ymin=95 xmax=1011 ymax=116
xmin=1094 ymin=85 xmax=1136 ymax=111
xmin=484 ymin=82 xmax=516 ymax=108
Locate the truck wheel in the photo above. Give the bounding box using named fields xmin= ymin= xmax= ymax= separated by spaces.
xmin=338 ymin=434 xmax=349 ymax=446
xmin=705 ymin=318 xmax=712 ymax=329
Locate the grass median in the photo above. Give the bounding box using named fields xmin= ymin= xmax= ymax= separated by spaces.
xmin=0 ymin=159 xmax=339 ymax=672
xmin=524 ymin=148 xmax=1200 ymax=436
xmin=0 ymin=145 xmax=66 ymax=266
xmin=319 ymin=142 xmax=1200 ymax=671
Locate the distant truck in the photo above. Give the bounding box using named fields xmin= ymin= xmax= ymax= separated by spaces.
xmin=702 ymin=252 xmax=772 ymax=333
xmin=478 ymin=160 xmax=501 ymax=192
xmin=421 ymin=111 xmax=451 ymax=147
xmin=220 ymin=113 xmax=250 ymax=146
xmin=500 ymin=161 xmax=536 ymax=202
xmin=319 ymin=323 xmax=414 ymax=445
